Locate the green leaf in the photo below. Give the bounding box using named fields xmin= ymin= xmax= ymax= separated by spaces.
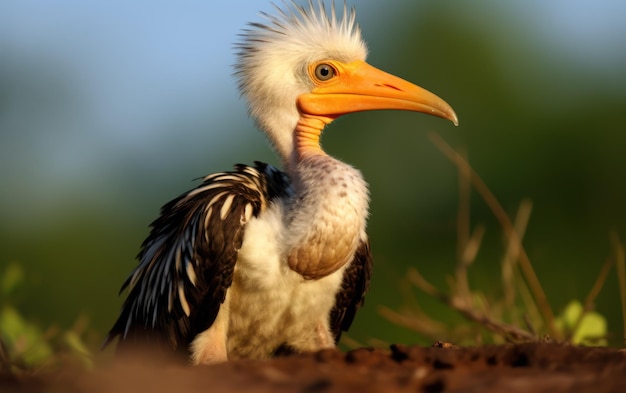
xmin=0 ymin=305 xmax=53 ymax=366
xmin=555 ymin=300 xmax=608 ymax=346
xmin=574 ymin=311 xmax=607 ymax=346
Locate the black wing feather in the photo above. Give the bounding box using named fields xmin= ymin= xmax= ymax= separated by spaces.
xmin=104 ymin=162 xmax=291 ymax=353
xmin=329 ymin=239 xmax=373 ymax=342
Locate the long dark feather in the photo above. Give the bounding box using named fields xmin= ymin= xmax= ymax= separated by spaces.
xmin=329 ymin=239 xmax=373 ymax=342
xmin=104 ymin=162 xmax=291 ymax=354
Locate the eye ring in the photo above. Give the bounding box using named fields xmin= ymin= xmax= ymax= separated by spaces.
xmin=314 ymin=63 xmax=336 ymax=81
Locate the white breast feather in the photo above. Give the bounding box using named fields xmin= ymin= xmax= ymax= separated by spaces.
xmin=227 ymin=200 xmax=348 ymax=359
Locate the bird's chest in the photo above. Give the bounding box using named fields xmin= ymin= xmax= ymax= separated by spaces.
xmin=227 ymin=212 xmax=345 ymax=358
xmin=285 ymin=158 xmax=370 ymax=278
xmin=224 ymin=160 xmax=369 ymax=359
xmin=222 ymin=207 xmax=343 ymax=359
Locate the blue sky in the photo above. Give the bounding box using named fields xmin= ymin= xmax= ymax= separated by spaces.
xmin=1 ymin=1 xmax=624 ymax=145
xmin=1 ymin=1 xmax=625 ymax=222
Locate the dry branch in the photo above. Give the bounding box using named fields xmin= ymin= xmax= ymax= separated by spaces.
xmin=428 ymin=132 xmax=557 ymax=338
xmin=612 ymin=232 xmax=626 ymax=343
xmin=407 ymin=268 xmax=535 ymax=342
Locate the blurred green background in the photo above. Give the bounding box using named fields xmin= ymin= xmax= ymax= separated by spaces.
xmin=1 ymin=0 xmax=625 ymax=350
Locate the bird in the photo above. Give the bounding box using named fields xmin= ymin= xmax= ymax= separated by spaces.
xmin=105 ymin=0 xmax=458 ymax=365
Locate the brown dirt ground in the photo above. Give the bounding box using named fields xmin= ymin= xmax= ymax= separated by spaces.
xmin=2 ymin=343 xmax=626 ymax=393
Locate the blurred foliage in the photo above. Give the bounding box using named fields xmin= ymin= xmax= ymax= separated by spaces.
xmin=377 ymin=138 xmax=614 ymax=348
xmin=555 ymin=300 xmax=607 ymax=346
xmin=0 ymin=0 xmax=625 ymax=359
xmin=1 ymin=306 xmax=53 ymax=369
xmin=0 ymin=263 xmax=93 ymax=374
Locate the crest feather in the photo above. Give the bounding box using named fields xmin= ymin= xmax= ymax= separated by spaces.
xmin=234 ymin=0 xmax=367 ymax=95
xmin=232 ymin=1 xmax=368 ymax=163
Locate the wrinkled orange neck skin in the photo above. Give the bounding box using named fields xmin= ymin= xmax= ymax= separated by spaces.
xmin=294 ymin=114 xmax=335 ymax=160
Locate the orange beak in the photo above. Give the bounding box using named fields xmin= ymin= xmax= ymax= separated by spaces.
xmin=297 ymin=60 xmax=458 ymax=126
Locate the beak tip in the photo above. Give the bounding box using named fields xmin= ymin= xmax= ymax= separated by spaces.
xmin=446 ymin=109 xmax=459 ymax=127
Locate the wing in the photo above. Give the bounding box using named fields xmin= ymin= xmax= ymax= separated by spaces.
xmin=329 ymin=238 xmax=373 ymax=343
xmin=104 ymin=162 xmax=291 ymax=353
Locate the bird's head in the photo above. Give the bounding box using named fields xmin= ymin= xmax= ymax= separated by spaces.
xmin=235 ymin=1 xmax=457 ymax=167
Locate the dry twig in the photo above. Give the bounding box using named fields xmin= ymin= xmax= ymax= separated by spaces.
xmin=407 ymin=268 xmax=535 ymax=342
xmin=566 ymin=256 xmax=615 ymax=341
xmin=501 ymin=199 xmax=532 ymax=308
xmin=612 ymin=231 xmax=626 ymax=343
xmin=428 ymin=132 xmax=557 ymax=338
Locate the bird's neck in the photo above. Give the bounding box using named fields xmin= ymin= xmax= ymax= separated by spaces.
xmin=281 ymin=114 xmax=370 ymax=280
xmin=286 ymin=114 xmax=335 ymax=170
xmin=295 ymin=114 xmax=334 ymax=156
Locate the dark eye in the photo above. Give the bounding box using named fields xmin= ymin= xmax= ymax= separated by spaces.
xmin=314 ymin=63 xmax=335 ymax=81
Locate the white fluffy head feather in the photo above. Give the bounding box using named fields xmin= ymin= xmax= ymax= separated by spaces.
xmin=234 ymin=1 xmax=368 ymax=164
